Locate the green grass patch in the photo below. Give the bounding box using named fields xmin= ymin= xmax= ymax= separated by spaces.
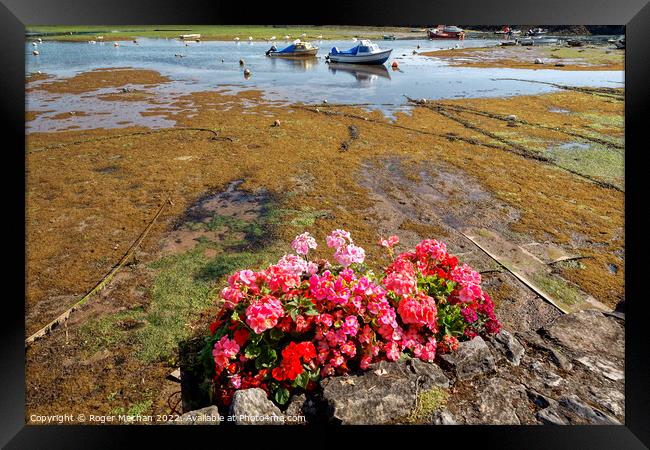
xmin=530 ymin=272 xmax=584 ymax=307
xmin=576 ymin=113 xmax=625 ymax=130
xmin=78 ymin=306 xmax=145 ymax=353
xmin=110 ymin=399 xmax=153 ymax=417
xmin=404 ymin=386 xmax=449 ymax=424
xmin=547 ymin=143 xmax=624 ymax=189
xmin=26 ymin=25 xmax=414 ymax=42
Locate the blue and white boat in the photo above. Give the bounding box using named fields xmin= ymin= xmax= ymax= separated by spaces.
xmin=327 ymin=40 xmax=392 ymax=65
xmin=266 ymin=40 xmax=318 ymax=57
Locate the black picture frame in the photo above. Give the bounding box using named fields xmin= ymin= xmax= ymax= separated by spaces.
xmin=3 ymin=0 xmax=649 ymax=447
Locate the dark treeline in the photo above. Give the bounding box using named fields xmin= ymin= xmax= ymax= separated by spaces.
xmin=460 ymin=25 xmax=624 ymax=35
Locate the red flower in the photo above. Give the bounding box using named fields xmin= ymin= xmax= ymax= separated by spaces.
xmin=272 ymin=367 xmax=285 ymax=381
xmin=233 ymin=328 xmax=250 ymax=347
xmin=209 ymin=320 xmax=221 ymax=335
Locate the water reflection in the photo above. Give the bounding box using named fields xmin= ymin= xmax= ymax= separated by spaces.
xmin=327 ymin=62 xmax=391 ymax=84
xmin=269 ymin=56 xmax=319 ymax=71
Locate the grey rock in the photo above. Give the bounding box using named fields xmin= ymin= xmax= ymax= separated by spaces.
xmin=530 ymin=360 xmax=564 ymax=388
xmin=558 ymin=395 xmax=621 ymax=424
xmin=587 ymin=386 xmax=625 ymax=417
xmin=517 ymin=331 xmax=573 ymax=371
xmin=539 ymin=310 xmax=624 ymax=359
xmin=432 ymin=409 xmax=457 ymax=425
xmin=576 ymin=356 xmax=624 ymax=382
xmin=439 ymin=336 xmax=496 ymax=380
xmin=230 ymin=388 xmax=284 ymax=425
xmin=491 ymin=330 xmax=525 ymax=365
xmin=321 ymin=359 xmax=448 ymax=425
xmin=537 ymin=406 xmax=568 ymax=425
xmin=173 ymin=405 xmax=221 ymax=425
xmin=476 ymin=378 xmax=528 ymax=425
xmin=284 ymin=394 xmax=307 ymax=425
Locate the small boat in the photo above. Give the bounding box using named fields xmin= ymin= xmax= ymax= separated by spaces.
xmin=518 ymin=36 xmax=558 ymax=46
xmin=566 ymin=39 xmax=584 ymax=47
xmin=266 ymin=40 xmax=318 ymax=57
xmin=327 ymin=40 xmax=392 ymax=65
xmin=500 ymin=40 xmax=517 ymax=46
xmin=179 ymin=34 xmax=201 ymax=40
xmin=427 ymin=25 xmax=465 ymax=40
xmin=526 ymin=28 xmax=548 ymax=36
xmin=383 ymin=34 xmax=397 ymax=40
xmin=614 ymin=37 xmax=625 ymax=49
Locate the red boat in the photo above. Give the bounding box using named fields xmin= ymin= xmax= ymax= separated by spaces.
xmin=427 ymin=25 xmax=465 ymax=40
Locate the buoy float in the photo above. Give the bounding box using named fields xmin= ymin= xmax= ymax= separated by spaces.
xmin=113 ymin=42 xmax=120 ymax=47
xmin=239 ymin=59 xmax=245 ymax=66
xmin=243 ymin=68 xmax=251 ymax=76
xmin=32 ymin=50 xmax=39 ymax=55
xmin=248 ymin=36 xmax=253 ymax=41
xmin=32 ymin=42 xmax=38 ymax=46
xmin=234 ymin=37 xmax=240 ymax=41
xmin=37 ymin=38 xmax=42 ymax=43
xmin=391 ymin=61 xmax=399 ymax=68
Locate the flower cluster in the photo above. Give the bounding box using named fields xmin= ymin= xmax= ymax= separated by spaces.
xmin=202 ymin=230 xmax=501 ymax=408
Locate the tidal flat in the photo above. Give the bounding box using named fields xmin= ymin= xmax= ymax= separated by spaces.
xmin=25 ymin=40 xmax=624 ymax=421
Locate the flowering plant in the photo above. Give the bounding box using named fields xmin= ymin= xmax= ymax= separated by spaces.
xmin=200 ymin=230 xmax=501 ymax=408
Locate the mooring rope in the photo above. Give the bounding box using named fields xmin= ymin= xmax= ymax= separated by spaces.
xmin=27 ymin=127 xmax=232 ymax=153
xmin=25 ymin=198 xmax=171 ymax=346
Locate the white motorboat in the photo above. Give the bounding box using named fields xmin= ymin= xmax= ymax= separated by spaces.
xmin=327 ymin=40 xmax=392 ymax=65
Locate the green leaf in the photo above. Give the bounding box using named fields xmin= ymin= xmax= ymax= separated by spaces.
xmin=274 ymin=387 xmax=290 ymax=405
xmin=255 ymin=347 xmax=277 ymax=369
xmin=293 ymin=371 xmax=310 ymax=389
xmin=244 ymin=344 xmax=261 ymax=359
xmin=269 ymin=328 xmax=284 ymax=341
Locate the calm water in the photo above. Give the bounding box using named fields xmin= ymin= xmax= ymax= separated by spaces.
xmin=26 ymin=38 xmax=624 ymax=131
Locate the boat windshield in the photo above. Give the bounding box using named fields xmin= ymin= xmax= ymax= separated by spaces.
xmin=359 ymin=43 xmax=379 ymax=53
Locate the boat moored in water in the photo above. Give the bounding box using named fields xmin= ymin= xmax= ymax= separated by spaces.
xmin=266 ymin=40 xmax=318 ymax=57
xmin=427 ymin=25 xmax=465 ymax=40
xmin=327 ymin=40 xmax=392 ymax=65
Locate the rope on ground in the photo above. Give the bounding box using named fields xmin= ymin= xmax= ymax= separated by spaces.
xmin=492 ymin=78 xmax=624 ymax=101
xmin=25 ymin=198 xmax=171 ymax=346
xmin=27 ymin=127 xmax=233 ymax=153
xmin=404 ymin=97 xmax=624 ymax=193
xmin=431 ymin=102 xmax=624 ymax=150
xmin=454 ymin=229 xmax=569 ymax=314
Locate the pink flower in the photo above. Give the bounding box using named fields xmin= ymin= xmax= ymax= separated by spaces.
xmin=342 ymin=316 xmax=359 ymax=336
xmin=415 ymin=239 xmax=448 ymax=263
xmin=326 ymin=229 xmax=352 ymax=250
xmin=379 ymin=235 xmax=400 ymax=249
xmin=384 ymin=271 xmax=416 ymax=296
xmin=277 ymin=254 xmax=309 ymax=276
xmin=461 ymin=307 xmax=478 ymax=323
xmin=334 ymin=244 xmax=366 ymax=267
xmin=384 ymin=341 xmax=401 ymax=361
xmin=291 ymin=232 xmax=317 ymax=255
xmin=230 ymin=374 xmax=242 ymax=389
xmin=212 ymin=336 xmax=240 ymax=373
xmin=245 ymin=295 xmax=284 ymax=334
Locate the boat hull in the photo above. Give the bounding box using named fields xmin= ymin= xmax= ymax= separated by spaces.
xmin=327 ymin=49 xmax=392 ymax=65
xmin=268 ymin=48 xmax=318 ymax=57
xmin=427 ymin=30 xmax=464 ymax=40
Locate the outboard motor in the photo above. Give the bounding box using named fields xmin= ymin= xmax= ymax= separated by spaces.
xmin=265 ymin=45 xmax=277 ymax=56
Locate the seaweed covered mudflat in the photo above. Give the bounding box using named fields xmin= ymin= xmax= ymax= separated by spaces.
xmin=25 ymin=59 xmax=624 ymax=424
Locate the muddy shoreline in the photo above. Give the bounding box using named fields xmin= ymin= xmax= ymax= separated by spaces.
xmin=25 ymin=66 xmax=624 ymax=422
